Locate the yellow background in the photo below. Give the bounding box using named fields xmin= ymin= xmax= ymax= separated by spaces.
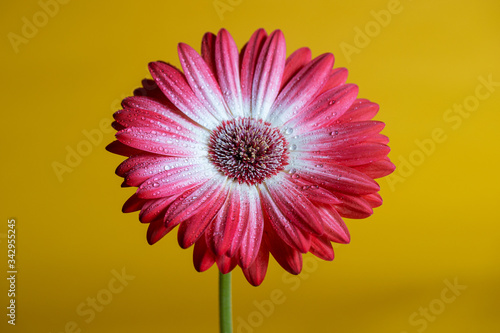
xmin=1 ymin=0 xmax=499 ymax=332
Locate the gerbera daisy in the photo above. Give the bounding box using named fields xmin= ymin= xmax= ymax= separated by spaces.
xmin=107 ymin=28 xmax=395 ymax=286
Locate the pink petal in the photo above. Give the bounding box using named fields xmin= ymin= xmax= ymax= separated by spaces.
xmin=215 ymin=29 xmax=244 ymax=117
xmin=251 ymin=30 xmax=286 ymax=120
xmin=334 ymin=193 xmax=373 ymax=219
xmin=317 ymin=206 xmax=351 ymax=244
xmin=242 ymin=240 xmax=269 ymax=286
xmin=287 ymin=84 xmax=359 ymax=131
xmin=216 ymin=255 xmax=238 ymax=274
xmin=112 ymin=121 xmax=125 ymax=131
xmin=178 ymin=43 xmax=231 ymax=120
xmin=280 ymin=47 xmax=312 ymax=89
xmin=139 ymin=196 xmax=177 ymax=223
xmin=309 ymin=237 xmax=335 ymax=261
xmin=116 ymin=154 xmax=159 ymax=177
xmin=353 ymin=158 xmax=396 ymax=179
xmin=237 ymin=186 xmax=264 ymax=268
xmin=318 ymin=67 xmax=348 ymax=94
xmin=367 ymin=134 xmax=390 ymax=144
xmin=114 ymin=108 xmax=202 ymax=137
xmin=259 ymin=186 xmax=311 ymax=253
xmin=164 ymin=176 xmax=228 ymax=229
xmin=106 ymin=140 xmax=145 ymax=157
xmin=269 ymin=53 xmax=334 ymax=125
xmin=116 ymin=127 xmax=206 ymax=157
xmin=336 ymin=99 xmax=379 ymax=123
xmin=122 ymin=193 xmax=147 ymax=213
xmin=193 ymin=235 xmax=216 ymax=272
xmin=125 ymin=157 xmax=206 ymax=187
xmin=363 ymin=192 xmax=383 ymax=208
xmin=266 ymin=175 xmax=324 ymax=235
xmin=293 ymin=161 xmax=380 ymax=196
xmin=121 ymin=96 xmax=196 ymax=129
xmin=294 ymin=121 xmax=386 ymax=150
xmin=325 ymin=143 xmax=391 ymax=166
xmin=266 ymin=228 xmax=303 ymax=275
xmin=176 ymin=180 xmax=231 ymax=249
xmin=136 ymin=163 xmax=215 ymax=199
xmin=209 ymin=184 xmax=250 ymax=257
xmin=133 ymin=79 xmax=171 ymax=104
xmin=147 ymin=217 xmax=177 ymax=245
xmin=201 ymin=32 xmax=217 ymax=78
xmin=148 ymin=61 xmax=220 ymax=129
xmin=284 ymin=171 xmax=341 ymax=205
xmin=240 ymin=29 xmax=267 ymax=115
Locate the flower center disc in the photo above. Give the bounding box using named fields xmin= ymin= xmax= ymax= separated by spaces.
xmin=208 ymin=118 xmax=289 ymax=185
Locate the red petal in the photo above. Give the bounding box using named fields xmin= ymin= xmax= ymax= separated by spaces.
xmin=201 ymin=32 xmax=217 ymax=78
xmin=266 ymin=175 xmax=324 ymax=235
xmin=210 ymin=184 xmax=250 ymax=256
xmin=259 ymin=186 xmax=311 ymax=253
xmin=240 ymin=29 xmax=267 ymax=114
xmin=193 ymin=235 xmax=216 ymax=272
xmin=336 ymin=99 xmax=379 ymax=123
xmin=293 ymin=161 xmax=380 ymax=196
xmin=178 ymin=43 xmax=231 ymax=120
xmin=280 ymin=47 xmax=312 ymax=89
xmin=353 ymin=158 xmax=395 ymax=179
xmin=116 ymin=127 xmax=206 ymax=157
xmin=251 ymin=30 xmax=286 ymax=120
xmin=317 ymin=206 xmax=351 ymax=244
xmin=164 ymin=177 xmax=228 ymax=230
xmin=147 ymin=217 xmax=177 ymax=245
xmin=148 ymin=61 xmax=219 ymax=129
xmin=269 ymin=53 xmax=334 ymax=125
xmin=106 ymin=140 xmax=145 ymax=157
xmin=310 ymin=237 xmax=335 ymax=261
xmin=237 ymin=186 xmax=264 ymax=268
xmin=216 ymin=255 xmax=238 ymax=274
xmin=287 ymin=84 xmax=359 ymax=131
xmin=139 ymin=196 xmax=177 ymax=223
xmin=122 ymin=193 xmax=147 ymax=213
xmin=319 ymin=67 xmax=348 ymax=93
xmin=334 ymin=193 xmax=373 ymax=219
xmin=136 ymin=164 xmax=215 ymax=199
xmin=266 ymin=228 xmax=303 ymax=275
xmin=242 ymin=240 xmax=269 ymax=286
xmin=215 ymin=29 xmax=244 ymax=117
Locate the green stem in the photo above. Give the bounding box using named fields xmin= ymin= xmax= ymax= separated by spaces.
xmin=219 ymin=272 xmax=233 ymax=333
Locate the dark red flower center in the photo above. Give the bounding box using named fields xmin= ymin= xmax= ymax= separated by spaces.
xmin=208 ymin=118 xmax=289 ymax=185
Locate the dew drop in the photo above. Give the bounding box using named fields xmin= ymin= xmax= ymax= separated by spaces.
xmin=285 ymin=128 xmax=293 ymax=135
xmin=152 ymin=182 xmax=160 ymax=188
xmin=290 ymin=144 xmax=297 ymax=151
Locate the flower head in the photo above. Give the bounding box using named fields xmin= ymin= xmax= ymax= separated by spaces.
xmin=107 ymin=28 xmax=395 ymax=286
